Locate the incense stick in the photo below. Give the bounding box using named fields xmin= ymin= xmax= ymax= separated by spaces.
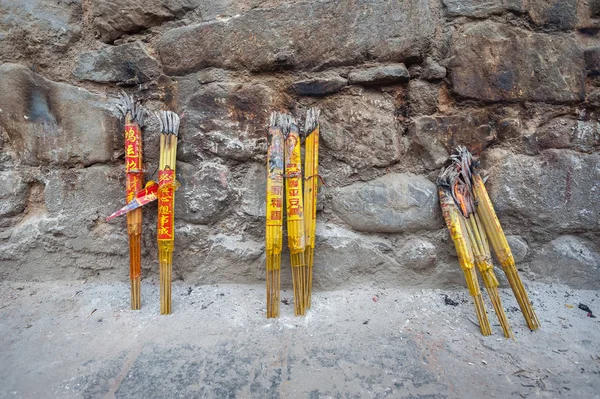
xmin=116 ymin=93 xmax=147 ymax=310
xmin=266 ymin=112 xmax=284 ymax=318
xmin=156 ymin=111 xmax=180 ymax=315
xmin=282 ymin=114 xmax=306 ymax=316
xmin=303 ymin=108 xmax=320 ymax=310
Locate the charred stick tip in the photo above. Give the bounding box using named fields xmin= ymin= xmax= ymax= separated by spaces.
xmin=156 ymin=111 xmax=181 ymax=136
xmin=304 ymin=107 xmax=321 ymax=134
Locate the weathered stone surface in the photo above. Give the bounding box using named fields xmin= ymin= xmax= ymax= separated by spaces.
xmin=288 ymin=76 xmax=347 ymax=96
xmin=348 ymin=64 xmax=410 ymax=86
xmin=320 ymin=92 xmax=403 ymax=169
xmin=420 ymin=57 xmax=446 ymax=81
xmin=584 ymin=47 xmax=600 ymax=75
xmin=443 ymin=0 xmax=579 ymax=30
xmin=0 ymin=171 xmax=28 ymax=218
xmin=175 ymin=162 xmax=233 ymax=225
xmin=73 ymin=42 xmax=161 ymax=84
xmin=240 ymin=163 xmax=266 ymax=218
xmin=408 ymin=80 xmax=439 ymax=116
xmin=530 ymin=235 xmax=600 ymax=289
xmin=535 ymin=117 xmax=600 ymax=153
xmin=91 ymin=0 xmax=203 ymax=43
xmin=178 ymin=82 xmax=275 ymax=162
xmin=442 ymin=0 xmax=512 ymax=18
xmin=450 ymin=21 xmax=585 ymax=103
xmin=410 ymin=110 xmax=495 ymax=169
xmin=0 ymin=0 xmax=81 ymax=64
xmin=505 ymin=235 xmax=528 ymax=263
xmin=485 ymin=149 xmax=600 ymax=233
xmin=0 ymin=63 xmax=116 ymax=166
xmin=158 ymin=0 xmax=440 ymax=74
xmin=313 ymin=223 xmax=402 ymax=289
xmin=395 ymin=237 xmax=437 ymax=271
xmin=332 ymin=173 xmax=440 ymax=234
xmin=190 ymin=233 xmax=264 ymax=284
xmin=527 ymin=0 xmax=579 ymax=30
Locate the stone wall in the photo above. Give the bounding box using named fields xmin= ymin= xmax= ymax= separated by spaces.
xmin=1 ymin=0 xmax=599 ymax=289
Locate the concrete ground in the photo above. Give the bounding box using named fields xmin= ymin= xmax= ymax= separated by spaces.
xmin=0 ymin=280 xmax=599 ymax=399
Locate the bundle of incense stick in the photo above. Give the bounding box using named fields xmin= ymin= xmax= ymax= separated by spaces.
xmin=448 ymin=150 xmax=512 ymax=338
xmin=458 ymin=147 xmax=540 ymax=331
xmin=438 ymin=168 xmax=492 ymax=336
xmin=282 ymin=114 xmax=307 ymax=316
xmin=156 ymin=111 xmax=180 ymax=315
xmin=265 ymin=112 xmax=285 ymax=318
xmin=115 ymin=94 xmax=147 ymax=310
xmin=303 ymin=108 xmax=320 ymax=309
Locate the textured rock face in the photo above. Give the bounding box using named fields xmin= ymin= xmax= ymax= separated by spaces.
xmin=73 ymin=42 xmax=161 ymax=84
xmin=485 ymin=150 xmax=600 ymax=234
xmin=320 ymin=91 xmax=403 ymax=169
xmin=331 ymin=173 xmax=441 ymax=234
xmin=1 ymin=0 xmax=599 ymax=289
xmin=158 ymin=0 xmax=440 ymax=74
xmin=0 ymin=0 xmax=81 ymax=66
xmin=91 ymin=0 xmax=203 ymax=43
xmin=410 ymin=110 xmax=495 ymax=169
xmin=530 ymin=235 xmax=600 ymax=289
xmin=0 ymin=64 xmax=116 ymax=166
xmin=450 ymin=21 xmax=585 ymax=103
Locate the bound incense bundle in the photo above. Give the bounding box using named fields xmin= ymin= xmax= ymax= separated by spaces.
xmin=438 ymin=168 xmax=492 ymax=336
xmin=156 ymin=111 xmax=180 ymax=315
xmin=115 ymin=94 xmax=147 ymax=310
xmin=303 ymin=108 xmax=320 ymax=309
xmin=282 ymin=114 xmax=306 ymax=316
xmin=468 ymin=153 xmax=540 ymax=331
xmin=265 ymin=112 xmax=284 ymax=318
xmin=450 ymin=149 xmax=512 ymax=338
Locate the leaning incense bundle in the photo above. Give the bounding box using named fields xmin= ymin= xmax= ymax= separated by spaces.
xmin=471 ymin=167 xmax=540 ymax=331
xmin=265 ymin=112 xmax=284 ymax=318
xmin=156 ymin=111 xmax=180 ymax=315
xmin=438 ymin=168 xmax=492 ymax=336
xmin=303 ymin=108 xmax=320 ymax=309
xmin=451 ymin=150 xmax=512 ymax=338
xmin=282 ymin=114 xmax=306 ymax=316
xmin=115 ymin=94 xmax=146 ymax=310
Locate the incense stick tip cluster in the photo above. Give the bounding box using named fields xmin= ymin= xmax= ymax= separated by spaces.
xmin=116 ymin=92 xmax=147 ymax=126
xmin=156 ymin=110 xmax=181 ymax=136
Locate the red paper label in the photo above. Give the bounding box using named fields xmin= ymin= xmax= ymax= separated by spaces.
xmin=125 ymin=124 xmax=142 ymax=202
xmin=157 ymin=169 xmax=175 ymax=240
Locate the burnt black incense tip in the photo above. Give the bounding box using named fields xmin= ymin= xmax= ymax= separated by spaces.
xmin=116 ymin=92 xmax=147 ymax=127
xmin=156 ymin=111 xmax=180 ymax=136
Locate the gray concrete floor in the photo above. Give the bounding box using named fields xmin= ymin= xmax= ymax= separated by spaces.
xmin=0 ymin=280 xmax=599 ymax=398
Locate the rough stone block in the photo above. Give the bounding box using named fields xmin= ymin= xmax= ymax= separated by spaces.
xmin=320 ymin=91 xmax=403 ymax=169
xmin=73 ymin=42 xmax=161 ymax=84
xmin=410 ymin=110 xmax=494 ymax=169
xmin=91 ymin=0 xmax=203 ymax=43
xmin=348 ymin=64 xmax=410 ymax=86
xmin=530 ymin=235 xmax=600 ymax=289
xmin=175 ymin=162 xmax=232 ymax=225
xmin=484 ymin=149 xmax=600 ymax=233
xmin=288 ymin=76 xmax=347 ymax=96
xmin=0 ymin=63 xmax=116 ymax=166
xmin=450 ymin=21 xmax=585 ymax=103
xmin=158 ymin=0 xmax=440 ymax=73
xmin=331 ymin=173 xmax=441 ymax=234
xmin=0 ymin=171 xmax=28 ymax=218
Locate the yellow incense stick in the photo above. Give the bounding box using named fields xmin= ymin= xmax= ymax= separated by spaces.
xmin=303 ymin=108 xmax=320 ymax=309
xmin=156 ymin=111 xmax=180 ymax=315
xmin=282 ymin=114 xmax=306 ymax=316
xmin=266 ymin=112 xmax=284 ymax=318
